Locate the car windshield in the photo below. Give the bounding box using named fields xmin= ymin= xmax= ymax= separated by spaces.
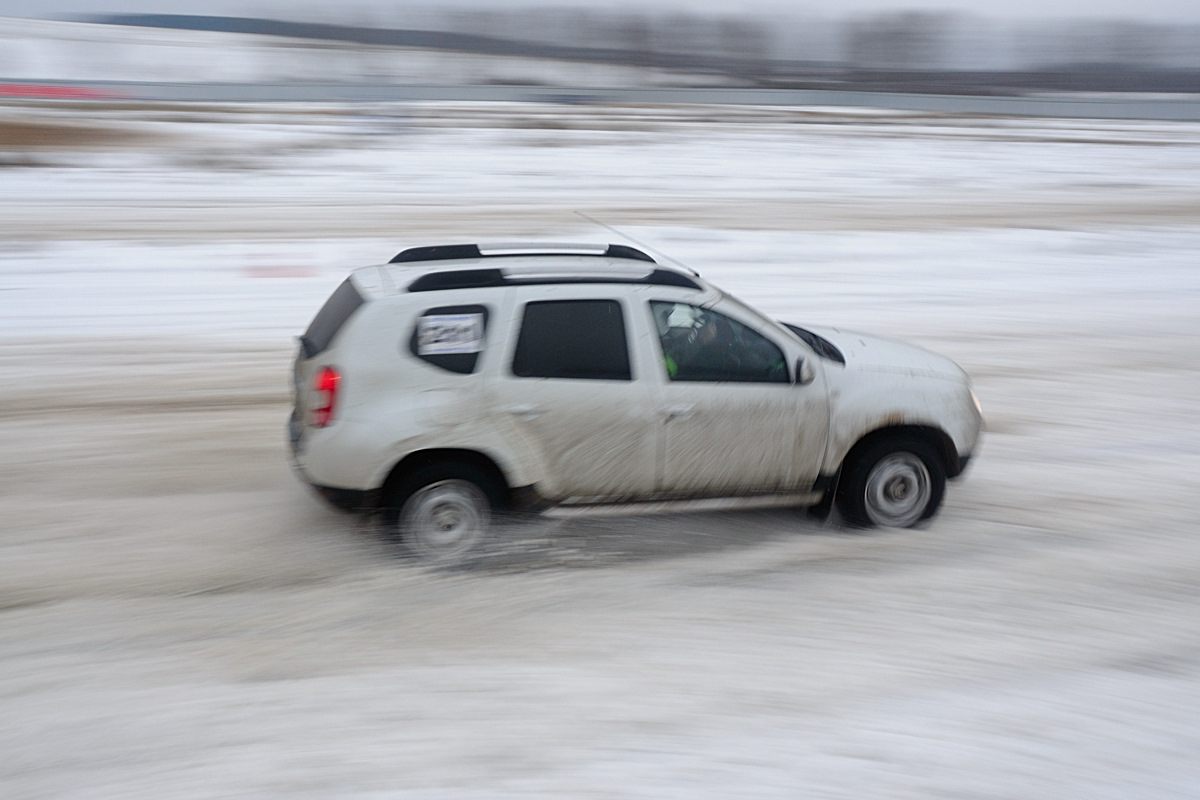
xmin=706 ymin=291 xmax=787 ymax=339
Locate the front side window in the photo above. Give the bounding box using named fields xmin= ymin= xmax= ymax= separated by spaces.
xmin=650 ymin=301 xmax=788 ymax=383
xmin=409 ymin=304 xmax=489 ymax=374
xmin=512 ymin=300 xmax=631 ymax=381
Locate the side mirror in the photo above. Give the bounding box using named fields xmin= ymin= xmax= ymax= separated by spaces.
xmin=795 ymin=356 xmax=815 ymax=386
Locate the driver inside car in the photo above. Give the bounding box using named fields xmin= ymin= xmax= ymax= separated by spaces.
xmin=661 ymin=308 xmax=737 ymax=380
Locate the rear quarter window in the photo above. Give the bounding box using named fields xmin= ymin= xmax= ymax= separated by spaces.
xmin=408 ymin=305 xmax=490 ymax=374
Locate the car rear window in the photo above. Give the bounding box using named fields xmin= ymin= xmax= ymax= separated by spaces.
xmin=300 ymin=278 xmax=365 ymax=358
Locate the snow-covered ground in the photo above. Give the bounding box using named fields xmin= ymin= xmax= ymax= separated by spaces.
xmin=2 ymin=101 xmax=1200 ymax=798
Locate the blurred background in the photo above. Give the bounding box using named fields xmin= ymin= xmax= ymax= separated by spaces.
xmin=3 ymin=3 xmax=1200 ymax=799
xmin=3 ymin=0 xmax=1200 ymax=97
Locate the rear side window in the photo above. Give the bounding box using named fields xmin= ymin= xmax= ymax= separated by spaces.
xmin=409 ymin=305 xmax=489 ymax=375
xmin=512 ymin=300 xmax=631 ymax=381
xmin=300 ymin=279 xmax=365 ymax=358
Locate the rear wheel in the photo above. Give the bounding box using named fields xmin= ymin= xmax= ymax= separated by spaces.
xmin=836 ymin=435 xmax=946 ymax=528
xmin=385 ymin=463 xmax=505 ymax=563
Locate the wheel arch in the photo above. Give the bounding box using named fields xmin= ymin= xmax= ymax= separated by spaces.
xmin=839 ymin=424 xmax=961 ymax=479
xmin=380 ymin=448 xmax=513 ymax=511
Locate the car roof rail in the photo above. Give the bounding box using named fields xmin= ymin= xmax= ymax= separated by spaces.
xmin=389 ymin=242 xmax=656 ymax=264
xmin=405 ymin=265 xmax=703 ymax=293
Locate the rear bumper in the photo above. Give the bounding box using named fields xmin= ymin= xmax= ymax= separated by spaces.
xmin=308 ymin=483 xmax=381 ymax=514
xmin=289 ymin=414 xmax=379 ymax=513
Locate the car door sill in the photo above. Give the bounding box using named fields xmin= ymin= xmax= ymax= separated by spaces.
xmin=545 ymin=492 xmax=825 ymax=518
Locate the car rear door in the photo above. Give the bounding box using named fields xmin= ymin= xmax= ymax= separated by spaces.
xmin=488 ymin=285 xmax=659 ymax=501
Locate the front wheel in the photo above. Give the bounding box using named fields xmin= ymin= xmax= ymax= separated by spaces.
xmin=836 ymin=436 xmax=946 ymax=528
xmin=386 ymin=463 xmax=504 ymax=563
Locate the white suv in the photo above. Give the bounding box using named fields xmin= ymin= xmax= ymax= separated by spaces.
xmin=289 ymin=242 xmax=982 ymax=560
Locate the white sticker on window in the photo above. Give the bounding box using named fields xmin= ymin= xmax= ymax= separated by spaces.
xmin=417 ymin=313 xmax=485 ymax=355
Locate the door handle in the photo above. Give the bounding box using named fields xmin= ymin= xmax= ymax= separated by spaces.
xmin=505 ymin=403 xmax=545 ymax=420
xmin=665 ymin=403 xmax=696 ymax=422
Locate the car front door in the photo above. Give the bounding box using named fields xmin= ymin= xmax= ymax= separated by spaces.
xmin=489 ymin=286 xmax=659 ymax=501
xmin=647 ymin=298 xmax=829 ymax=497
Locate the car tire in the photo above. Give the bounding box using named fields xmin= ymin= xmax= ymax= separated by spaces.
xmin=836 ymin=435 xmax=946 ymax=528
xmin=385 ymin=463 xmax=506 ymax=563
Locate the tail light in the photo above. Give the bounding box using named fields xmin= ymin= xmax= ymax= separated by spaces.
xmin=311 ymin=366 xmax=341 ymax=427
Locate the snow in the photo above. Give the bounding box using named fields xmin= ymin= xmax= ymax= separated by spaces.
xmin=2 ymin=98 xmax=1200 ymax=798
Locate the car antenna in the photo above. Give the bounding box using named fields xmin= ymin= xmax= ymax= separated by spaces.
xmin=574 ymin=211 xmax=700 ymax=276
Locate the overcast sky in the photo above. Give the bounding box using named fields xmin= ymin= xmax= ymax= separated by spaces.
xmin=4 ymin=0 xmax=1200 ymax=23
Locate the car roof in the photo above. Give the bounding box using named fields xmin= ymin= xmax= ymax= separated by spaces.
xmin=350 ymin=242 xmax=709 ymax=296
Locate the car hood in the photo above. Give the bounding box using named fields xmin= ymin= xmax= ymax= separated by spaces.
xmin=797 ymin=324 xmax=967 ymax=381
